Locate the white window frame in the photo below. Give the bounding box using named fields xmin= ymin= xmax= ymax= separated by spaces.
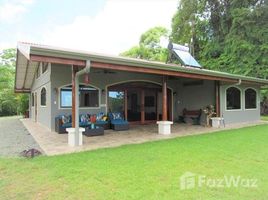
xmin=225 ymin=86 xmax=242 ymax=111
xmin=244 ymin=87 xmax=258 ymax=110
xmin=58 ymin=83 xmax=101 ymax=110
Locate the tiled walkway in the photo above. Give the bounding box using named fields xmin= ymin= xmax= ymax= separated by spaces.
xmin=21 ymin=119 xmax=267 ymax=156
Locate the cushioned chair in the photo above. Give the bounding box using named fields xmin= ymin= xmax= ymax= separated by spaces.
xmin=55 ymin=115 xmax=72 ymax=134
xmin=108 ymin=112 xmax=129 ymax=131
xmin=55 ymin=113 xmax=110 ymax=133
xmin=95 ymin=112 xmax=110 ymax=130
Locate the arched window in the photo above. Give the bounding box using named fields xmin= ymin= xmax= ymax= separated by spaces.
xmin=245 ymin=88 xmax=257 ymax=109
xmin=226 ymin=87 xmax=241 ymax=110
xmin=60 ymin=84 xmax=99 ymax=108
xmin=41 ymin=87 xmax=46 ymax=106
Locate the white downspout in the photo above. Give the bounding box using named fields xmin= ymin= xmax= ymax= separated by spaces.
xmin=234 ymin=79 xmax=242 ymax=86
xmin=74 ymin=60 xmax=91 ymax=146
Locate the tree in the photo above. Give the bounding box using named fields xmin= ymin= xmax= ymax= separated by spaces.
xmin=171 ymin=0 xmax=268 ymax=79
xmin=121 ymin=26 xmax=169 ymax=62
xmin=0 ymin=48 xmax=29 ymax=116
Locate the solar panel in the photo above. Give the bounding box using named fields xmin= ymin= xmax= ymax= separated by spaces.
xmin=168 ymin=43 xmax=201 ymax=68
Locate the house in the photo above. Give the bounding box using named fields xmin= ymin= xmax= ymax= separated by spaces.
xmin=15 ymin=42 xmax=268 ymax=134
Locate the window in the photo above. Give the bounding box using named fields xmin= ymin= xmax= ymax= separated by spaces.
xmin=36 ymin=65 xmax=41 ymax=78
xmin=41 ymin=87 xmax=46 ymax=106
xmin=245 ymin=88 xmax=257 ymax=109
xmin=42 ymin=62 xmax=48 ymax=73
xmin=31 ymin=93 xmax=34 ymax=107
xmin=60 ymin=84 xmax=99 ymax=108
xmin=226 ymin=87 xmax=241 ymax=110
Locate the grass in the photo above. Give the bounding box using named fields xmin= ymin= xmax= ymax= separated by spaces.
xmin=1 ymin=125 xmax=268 ymax=199
xmin=261 ymin=115 xmax=268 ymax=121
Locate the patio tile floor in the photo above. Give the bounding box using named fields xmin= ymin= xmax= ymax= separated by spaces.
xmin=21 ymin=119 xmax=267 ymax=156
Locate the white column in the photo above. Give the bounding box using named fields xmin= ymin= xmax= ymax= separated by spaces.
xmin=66 ymin=128 xmax=85 ymax=146
xmin=156 ymin=121 xmax=173 ymax=135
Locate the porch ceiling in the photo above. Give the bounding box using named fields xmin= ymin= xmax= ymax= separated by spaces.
xmin=15 ymin=49 xmax=38 ymax=93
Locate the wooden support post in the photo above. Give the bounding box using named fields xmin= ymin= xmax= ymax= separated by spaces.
xmin=124 ymin=89 xmax=128 ymax=120
xmin=215 ymin=81 xmax=220 ymax=117
xmin=162 ymin=76 xmax=168 ymax=121
xmin=72 ymin=66 xmax=78 ymax=128
xmin=141 ymin=89 xmax=145 ymax=124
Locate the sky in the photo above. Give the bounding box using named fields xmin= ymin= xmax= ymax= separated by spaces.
xmin=0 ymin=0 xmax=178 ymax=55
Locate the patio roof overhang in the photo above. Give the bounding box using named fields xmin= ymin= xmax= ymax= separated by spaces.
xmin=15 ymin=42 xmax=268 ymax=93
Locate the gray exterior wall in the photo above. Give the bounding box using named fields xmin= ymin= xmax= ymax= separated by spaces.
xmin=220 ymin=84 xmax=260 ymax=124
xmin=173 ymin=80 xmax=215 ymax=120
xmin=50 ymin=64 xmax=177 ymax=131
xmin=28 ymin=63 xmax=261 ymax=130
xmin=29 ymin=63 xmax=52 ymax=128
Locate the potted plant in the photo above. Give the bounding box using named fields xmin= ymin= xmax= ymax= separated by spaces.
xmin=203 ymin=105 xmax=216 ymax=127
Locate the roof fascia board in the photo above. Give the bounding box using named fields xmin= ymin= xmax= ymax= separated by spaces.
xmin=29 ymin=46 xmax=268 ymax=85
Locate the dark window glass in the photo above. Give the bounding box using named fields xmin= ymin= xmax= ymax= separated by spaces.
xmin=226 ymin=87 xmax=241 ymax=110
xmin=245 ymin=88 xmax=257 ymax=109
xmin=31 ymin=93 xmax=34 ymax=107
xmin=60 ymin=85 xmax=99 ymax=108
xmin=41 ymin=88 xmax=46 ymax=106
xmin=42 ymin=62 xmax=48 ymax=73
xmin=36 ymin=65 xmax=41 ymax=78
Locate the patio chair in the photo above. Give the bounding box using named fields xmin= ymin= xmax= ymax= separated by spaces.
xmin=108 ymin=112 xmax=129 ymax=131
xmin=178 ymin=109 xmax=202 ymax=125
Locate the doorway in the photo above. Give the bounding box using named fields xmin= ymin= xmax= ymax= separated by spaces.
xmin=108 ymin=81 xmax=172 ymax=124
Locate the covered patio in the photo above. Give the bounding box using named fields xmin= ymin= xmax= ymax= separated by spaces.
xmin=21 ymin=118 xmax=266 ymax=156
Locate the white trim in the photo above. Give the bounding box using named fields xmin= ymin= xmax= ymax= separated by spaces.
xmin=225 ymin=86 xmax=242 ymax=111
xmin=40 ymin=86 xmax=47 ymax=107
xmin=58 ymin=83 xmax=101 ymax=110
xmin=244 ymin=87 xmax=258 ymax=110
xmin=105 ymin=79 xmax=173 ymax=121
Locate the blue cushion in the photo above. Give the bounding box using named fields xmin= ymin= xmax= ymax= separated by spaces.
xmin=108 ymin=112 xmax=124 ymax=120
xmin=96 ymin=112 xmax=104 ymax=120
xmin=108 ymin=113 xmax=113 ymax=120
xmin=80 ymin=114 xmax=89 ymax=123
xmin=79 ymin=121 xmax=90 ymax=127
xmin=113 ymin=112 xmax=123 ymax=120
xmin=62 ymin=122 xmax=72 ymax=128
xmin=96 ymin=120 xmax=108 ymax=125
xmin=111 ymin=119 xmax=128 ymax=125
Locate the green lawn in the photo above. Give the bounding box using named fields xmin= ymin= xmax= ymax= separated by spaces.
xmin=261 ymin=115 xmax=268 ymax=121
xmin=1 ymin=125 xmax=268 ymax=200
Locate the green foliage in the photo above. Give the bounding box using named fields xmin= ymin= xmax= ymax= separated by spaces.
xmin=0 ymin=48 xmax=29 ymax=116
xmin=108 ymin=92 xmax=124 ymax=113
xmin=121 ymin=26 xmax=169 ymax=62
xmin=171 ymin=0 xmax=268 ymax=80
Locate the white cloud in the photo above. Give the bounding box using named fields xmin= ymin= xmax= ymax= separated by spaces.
xmin=42 ymin=0 xmax=178 ymax=55
xmin=0 ymin=0 xmax=34 ymax=23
